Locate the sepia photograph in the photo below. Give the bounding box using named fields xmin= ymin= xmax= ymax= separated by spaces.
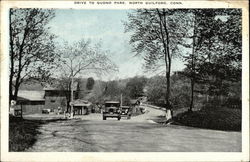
xmin=1 ymin=0 xmax=249 ymax=161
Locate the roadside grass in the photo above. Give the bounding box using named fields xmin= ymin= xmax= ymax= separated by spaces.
xmin=173 ymin=108 xmax=241 ymax=131
xmin=9 ymin=116 xmax=42 ymax=151
xmin=9 ymin=116 xmax=66 ymax=151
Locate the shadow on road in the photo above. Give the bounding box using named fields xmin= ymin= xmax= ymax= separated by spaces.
xmin=9 ymin=116 xmax=67 ymax=151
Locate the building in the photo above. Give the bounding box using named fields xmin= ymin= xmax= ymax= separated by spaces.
xmin=130 ymin=99 xmax=140 ymax=106
xmin=71 ymin=99 xmax=92 ymax=115
xmin=17 ymin=90 xmax=45 ymax=114
xmin=44 ymin=88 xmax=68 ymax=113
xmin=129 ymin=99 xmax=141 ymax=114
xmin=44 ymin=82 xmax=79 ymax=113
xmin=15 ymin=80 xmax=97 ymax=115
xmin=16 ymin=81 xmax=81 ymax=114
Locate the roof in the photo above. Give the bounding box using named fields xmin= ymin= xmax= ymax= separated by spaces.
xmin=43 ymin=81 xmax=78 ymax=91
xmin=17 ymin=90 xmax=45 ymax=101
xmin=43 ymin=87 xmax=72 ymax=91
xmin=71 ymin=99 xmax=91 ymax=107
xmin=130 ymin=99 xmax=139 ymax=104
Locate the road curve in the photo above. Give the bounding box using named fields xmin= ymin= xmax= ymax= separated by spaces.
xmin=25 ymin=107 xmax=241 ymax=152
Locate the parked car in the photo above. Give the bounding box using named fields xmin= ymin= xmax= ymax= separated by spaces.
xmin=103 ymin=101 xmax=121 ymax=120
xmin=121 ymin=106 xmax=132 ymax=119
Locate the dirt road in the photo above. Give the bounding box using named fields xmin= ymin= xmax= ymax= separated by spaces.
xmin=25 ymin=107 xmax=241 ymax=152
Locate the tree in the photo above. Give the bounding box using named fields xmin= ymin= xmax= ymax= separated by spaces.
xmin=9 ymin=9 xmax=58 ymax=103
xmin=145 ymin=75 xmax=166 ymax=104
xmin=146 ymin=74 xmax=190 ymax=108
xmin=181 ymin=9 xmax=213 ymax=111
xmin=58 ymin=39 xmax=117 ymax=117
xmin=181 ymin=9 xmax=242 ymax=111
xmin=125 ymin=9 xmax=190 ymax=110
xmin=103 ymin=80 xmax=123 ymax=101
xmin=125 ymin=76 xmax=147 ymax=99
xmin=170 ymin=72 xmax=191 ymax=109
xmin=86 ymin=77 xmax=95 ymax=90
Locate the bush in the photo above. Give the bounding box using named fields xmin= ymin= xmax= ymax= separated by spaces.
xmin=9 ymin=116 xmax=42 ymax=151
xmin=223 ymin=97 xmax=241 ymax=109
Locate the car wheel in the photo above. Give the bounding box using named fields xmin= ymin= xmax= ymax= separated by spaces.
xmin=118 ymin=117 xmax=121 ymax=121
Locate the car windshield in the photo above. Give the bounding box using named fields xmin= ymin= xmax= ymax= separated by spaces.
xmin=105 ymin=103 xmax=120 ymax=107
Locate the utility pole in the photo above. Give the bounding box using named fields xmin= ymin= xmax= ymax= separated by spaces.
xmin=70 ymin=74 xmax=74 ymax=118
xmin=120 ymin=93 xmax=123 ymax=107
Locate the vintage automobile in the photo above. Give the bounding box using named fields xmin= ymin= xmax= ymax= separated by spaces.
xmin=42 ymin=109 xmax=51 ymax=114
xmin=103 ymin=101 xmax=121 ymax=120
xmin=120 ymin=106 xmax=132 ymax=119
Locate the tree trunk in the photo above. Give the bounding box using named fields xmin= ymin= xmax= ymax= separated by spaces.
xmin=11 ymin=19 xmax=29 ymax=103
xmin=189 ymin=12 xmax=197 ymax=112
xmin=9 ymin=66 xmax=14 ymax=104
xmin=13 ymin=70 xmax=22 ymax=101
xmin=166 ymin=71 xmax=171 ymax=109
xmin=13 ymin=86 xmax=19 ymax=101
xmin=157 ymin=9 xmax=172 ymax=112
xmin=189 ymin=79 xmax=194 ymax=112
xmin=9 ymin=9 xmax=14 ymax=105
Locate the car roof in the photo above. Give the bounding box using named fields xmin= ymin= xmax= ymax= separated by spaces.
xmin=105 ymin=101 xmax=120 ymax=104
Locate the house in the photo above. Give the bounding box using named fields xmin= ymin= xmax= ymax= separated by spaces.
xmin=17 ymin=90 xmax=45 ymax=114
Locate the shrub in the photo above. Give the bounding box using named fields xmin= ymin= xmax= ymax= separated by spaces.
xmin=9 ymin=116 xmax=42 ymax=151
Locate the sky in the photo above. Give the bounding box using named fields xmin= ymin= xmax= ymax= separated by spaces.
xmin=48 ymin=9 xmax=185 ymax=81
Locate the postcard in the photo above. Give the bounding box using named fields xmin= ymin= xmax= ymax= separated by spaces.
xmin=1 ymin=0 xmax=249 ymax=161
